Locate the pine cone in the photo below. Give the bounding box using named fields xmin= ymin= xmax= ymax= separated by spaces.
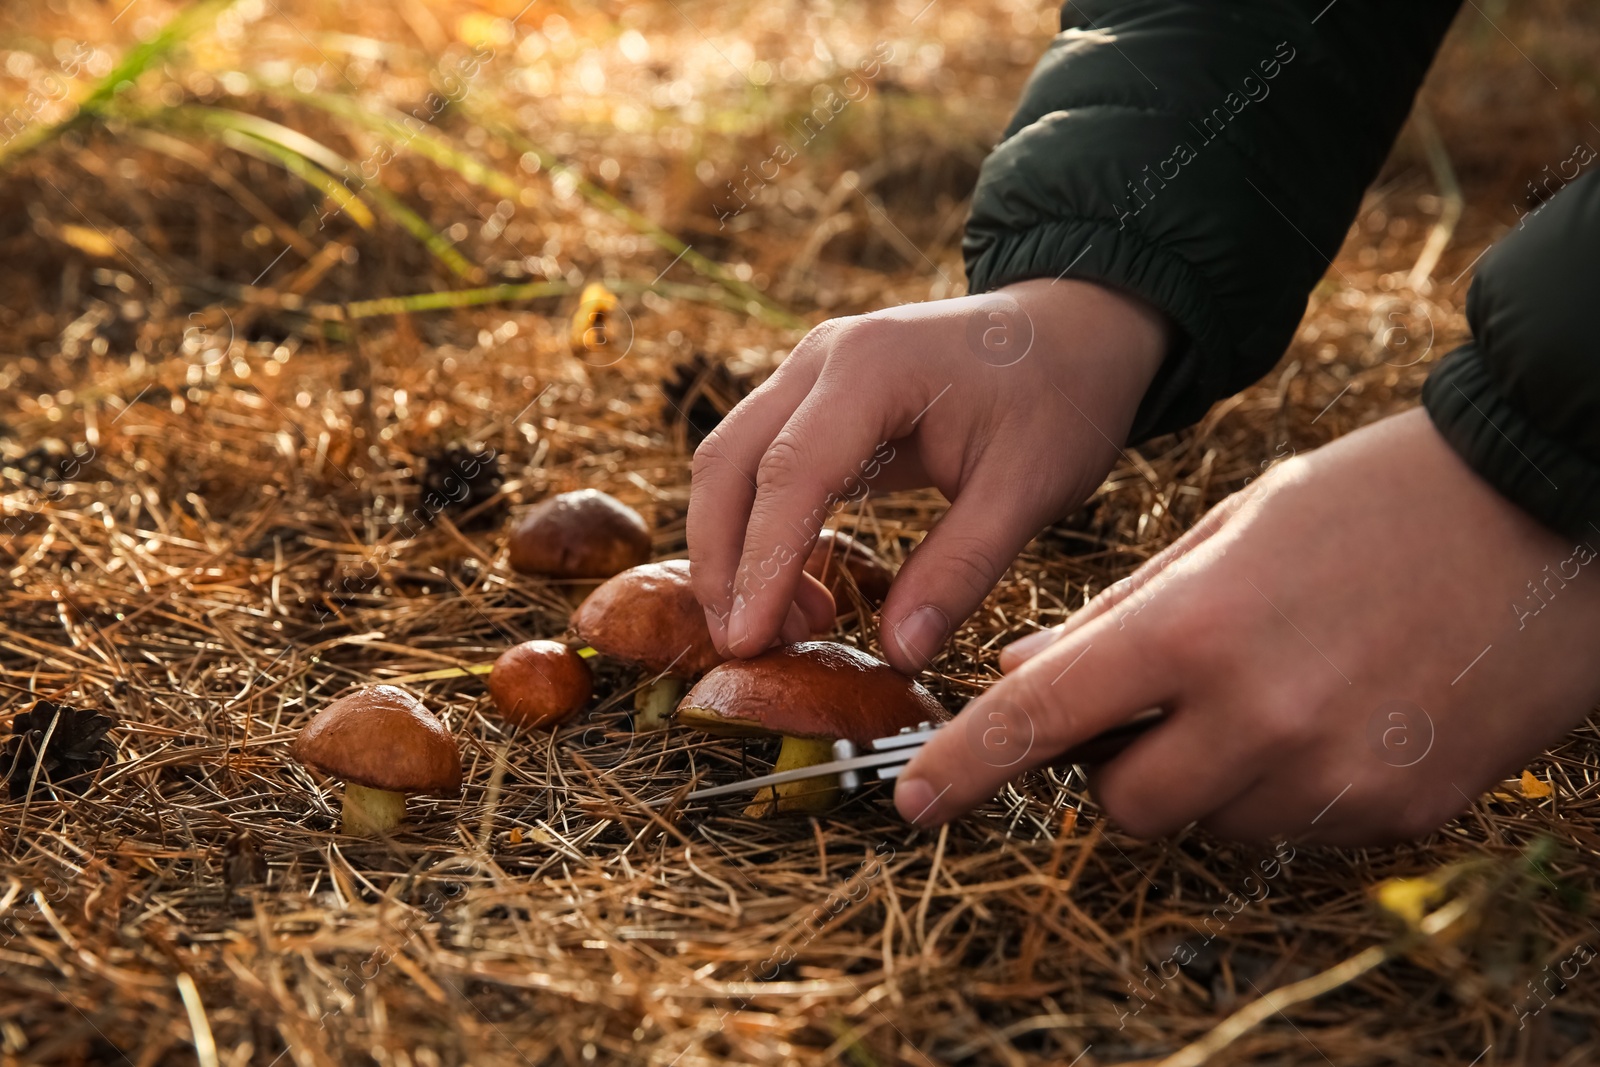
xmin=4 ymin=701 xmax=116 ymax=799
xmin=662 ymin=354 xmax=752 ymax=445
xmin=419 ymin=444 xmax=504 ymax=525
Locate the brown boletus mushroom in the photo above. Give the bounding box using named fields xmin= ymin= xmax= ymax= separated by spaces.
xmin=804 ymin=530 xmax=894 ymax=614
xmin=508 ymin=489 xmax=651 ymax=580
xmin=488 ymin=640 xmax=593 ymax=729
xmin=293 ymin=685 xmax=462 ymax=836
xmin=571 ymin=558 xmax=724 ymax=731
xmin=675 ymin=640 xmax=946 ymax=816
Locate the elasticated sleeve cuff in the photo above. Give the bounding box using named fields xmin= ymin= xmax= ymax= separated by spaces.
xmin=1425 ymin=345 xmax=1600 ymax=542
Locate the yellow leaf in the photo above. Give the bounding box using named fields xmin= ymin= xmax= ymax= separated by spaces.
xmin=58 ymin=223 xmax=118 ymax=258
xmin=570 ymin=282 xmax=620 ymax=355
xmin=508 ymin=827 xmax=523 ymax=844
xmin=1520 ymin=770 xmax=1552 ymax=798
xmin=1374 ymin=875 xmax=1447 ymax=928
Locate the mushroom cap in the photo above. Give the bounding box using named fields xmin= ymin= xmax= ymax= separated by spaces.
xmin=488 ymin=640 xmax=593 ymax=729
xmin=675 ymin=640 xmax=946 ymax=743
xmin=294 ymin=685 xmax=461 ymax=794
xmin=804 ymin=530 xmax=894 ymax=610
xmin=570 ymin=559 xmax=724 ymax=677
xmin=508 ymin=489 xmax=651 ymax=580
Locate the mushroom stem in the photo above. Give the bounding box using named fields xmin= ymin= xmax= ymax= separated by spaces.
xmin=745 ymin=735 xmax=840 ymax=818
xmin=633 ymin=676 xmax=684 ymax=732
xmin=341 ymin=782 xmax=408 ymax=835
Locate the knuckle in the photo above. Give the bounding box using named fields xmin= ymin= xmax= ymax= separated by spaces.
xmin=833 ymin=313 xmax=890 ymax=351
xmin=812 ymin=315 xmax=893 ymax=377
xmin=1004 ymin=658 xmax=1088 ymax=761
xmin=923 ymin=533 xmax=1007 ymax=602
xmin=998 ymin=669 xmax=1055 ymax=742
xmin=692 ymin=430 xmax=733 ymax=477
xmin=789 ymin=315 xmax=856 ymax=364
xmin=755 ymin=434 xmax=811 ymax=494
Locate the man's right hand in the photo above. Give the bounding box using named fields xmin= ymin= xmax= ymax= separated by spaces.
xmin=686 ymin=277 xmax=1170 ymax=673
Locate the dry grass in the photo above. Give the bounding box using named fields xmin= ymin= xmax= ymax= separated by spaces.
xmin=2 ymin=1 xmax=1599 ymax=1064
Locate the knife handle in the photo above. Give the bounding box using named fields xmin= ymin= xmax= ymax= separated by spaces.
xmin=1051 ymin=707 xmax=1164 ymax=768
xmin=859 ymin=707 xmax=1163 ymax=791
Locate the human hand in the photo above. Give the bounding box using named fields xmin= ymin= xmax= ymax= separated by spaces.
xmin=895 ymin=408 xmax=1600 ymax=843
xmin=687 ymin=279 xmax=1169 ymax=672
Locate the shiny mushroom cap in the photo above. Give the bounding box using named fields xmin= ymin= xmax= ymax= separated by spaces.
xmin=294 ymin=685 xmax=462 ymax=794
xmin=508 ymin=489 xmax=651 ymax=580
xmin=488 ymin=640 xmax=593 ymax=729
xmin=804 ymin=530 xmax=894 ymax=610
xmin=570 ymin=559 xmax=724 ymax=677
xmin=675 ymin=641 xmax=946 ymax=743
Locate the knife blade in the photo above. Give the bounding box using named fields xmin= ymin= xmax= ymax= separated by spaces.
xmin=673 ymin=708 xmax=1162 ymax=805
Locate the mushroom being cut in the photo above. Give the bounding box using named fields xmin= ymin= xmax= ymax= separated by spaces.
xmin=804 ymin=530 xmax=894 ymax=615
xmin=675 ymin=640 xmax=946 ymax=816
xmin=488 ymin=640 xmax=593 ymax=729
xmin=508 ymin=489 xmax=651 ymax=580
xmin=570 ymin=559 xmax=724 ymax=731
xmin=293 ymin=685 xmax=462 ymax=836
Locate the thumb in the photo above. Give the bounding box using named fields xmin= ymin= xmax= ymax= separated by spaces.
xmin=879 ymin=469 xmax=1051 ymax=674
xmin=894 ymin=615 xmax=1170 ymax=827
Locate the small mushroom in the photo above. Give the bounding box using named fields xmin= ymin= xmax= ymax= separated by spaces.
xmin=804 ymin=530 xmax=894 ymax=614
xmin=488 ymin=640 xmax=593 ymax=729
xmin=675 ymin=640 xmax=946 ymax=816
xmin=508 ymin=489 xmax=651 ymax=580
xmin=293 ymin=685 xmax=462 ymax=836
xmin=571 ymin=559 xmax=724 ymax=731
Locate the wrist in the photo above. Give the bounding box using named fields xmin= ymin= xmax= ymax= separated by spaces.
xmin=1000 ymin=277 xmax=1170 ymax=444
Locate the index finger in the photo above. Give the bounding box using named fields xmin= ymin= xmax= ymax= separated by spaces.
xmin=894 ymin=615 xmax=1175 ymax=826
xmin=726 ymin=359 xmax=924 ymax=656
xmin=687 ymin=346 xmax=825 ymax=650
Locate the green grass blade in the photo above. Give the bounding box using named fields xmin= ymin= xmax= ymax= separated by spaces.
xmin=327 ymin=277 xmax=749 ymax=323
xmin=159 ymin=111 xmax=375 ymax=229
xmin=497 ymin=124 xmax=801 ymax=328
xmin=156 ymin=106 xmax=477 ymax=278
xmin=284 ymin=88 xmax=521 ymax=200
xmin=245 ymin=56 xmax=795 ymax=327
xmin=358 ymin=181 xmax=479 ymax=280
xmin=80 ymin=0 xmax=238 ymax=112
xmin=472 ymin=107 xmax=803 ymax=329
xmin=341 ymin=282 xmax=571 ymax=319
xmin=0 ymin=0 xmax=236 ymax=166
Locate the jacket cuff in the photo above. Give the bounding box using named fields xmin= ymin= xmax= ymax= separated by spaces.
xmin=963 ymin=214 xmax=1220 ymax=442
xmin=1423 ymin=344 xmax=1600 ymax=542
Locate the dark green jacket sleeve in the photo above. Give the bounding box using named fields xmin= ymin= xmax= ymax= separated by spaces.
xmin=1422 ymin=169 xmax=1600 ymax=542
xmin=963 ymin=0 xmax=1461 ymax=441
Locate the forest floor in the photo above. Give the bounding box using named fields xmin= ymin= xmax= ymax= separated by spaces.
xmin=1 ymin=0 xmax=1599 ymax=1063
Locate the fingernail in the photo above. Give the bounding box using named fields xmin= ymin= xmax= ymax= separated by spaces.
xmin=727 ymin=595 xmax=750 ymax=652
xmin=1004 ymin=626 xmax=1062 ymax=661
xmin=780 ymin=602 xmax=809 ymax=645
xmin=703 ymin=604 xmax=729 ymax=646
xmin=892 ymin=604 xmax=948 ymax=669
xmin=895 ymin=777 xmax=939 ymax=826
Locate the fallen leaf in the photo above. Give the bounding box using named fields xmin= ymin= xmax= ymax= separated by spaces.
xmin=1374 ymin=875 xmax=1448 ymax=929
xmin=570 ymin=281 xmax=620 ymax=355
xmin=57 ymin=223 xmax=118 ymax=258
xmin=1520 ymin=770 xmax=1552 ymax=798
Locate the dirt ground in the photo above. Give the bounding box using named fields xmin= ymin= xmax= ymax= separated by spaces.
xmin=1 ymin=0 xmax=1599 ymax=1064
